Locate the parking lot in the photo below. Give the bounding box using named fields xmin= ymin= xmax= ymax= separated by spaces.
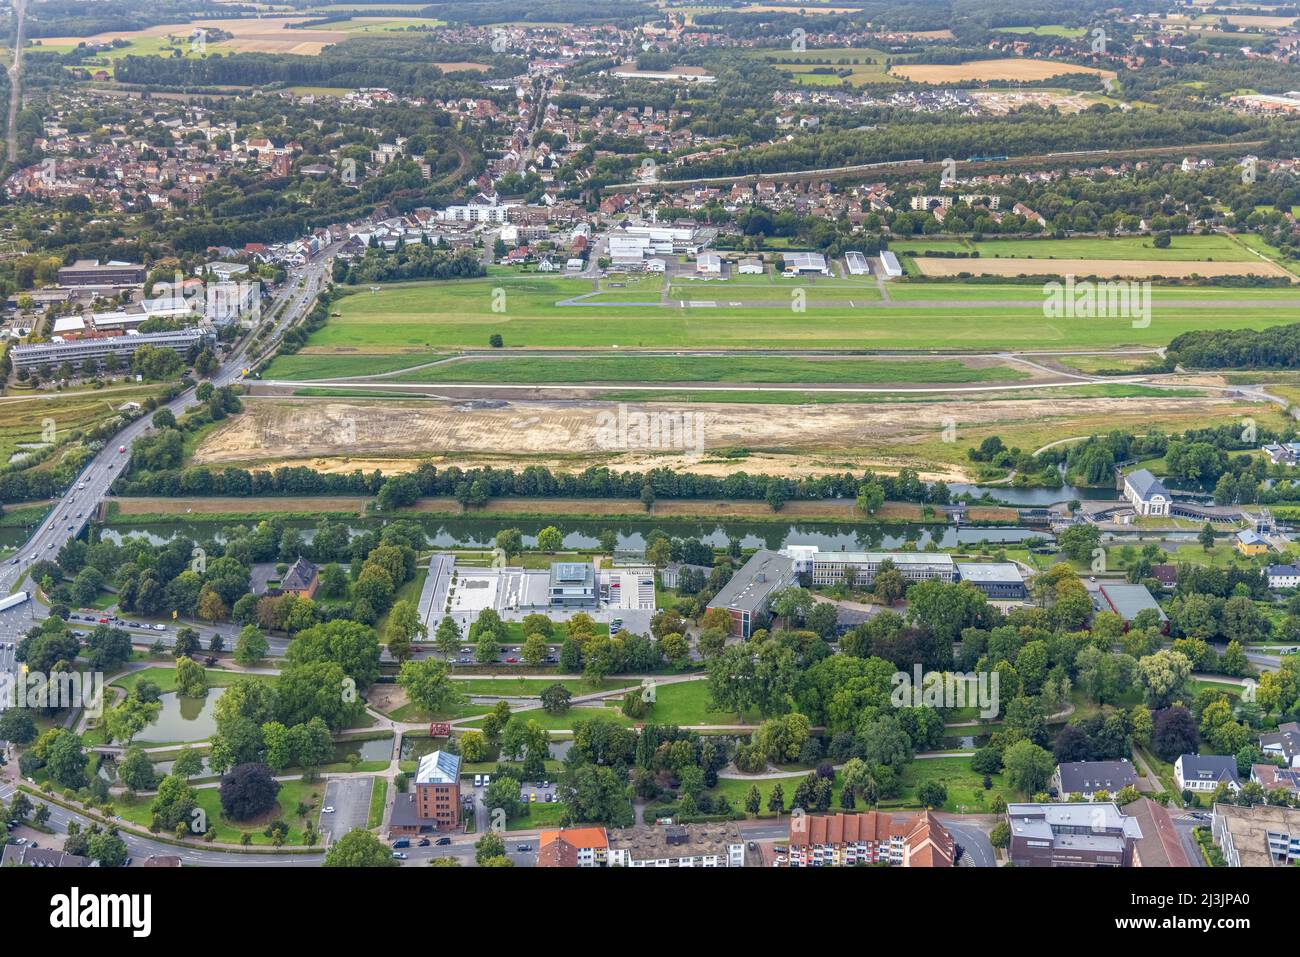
xmin=320 ymin=776 xmax=374 ymax=843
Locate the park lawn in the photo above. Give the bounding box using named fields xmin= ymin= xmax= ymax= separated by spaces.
xmin=460 ymin=706 xmax=632 ymax=731
xmin=305 ymin=277 xmax=1300 ymax=352
xmin=112 ymin=666 xmax=271 ymax=695
xmin=708 ymin=773 xmax=829 ymax=816
xmin=994 ymin=24 xmax=1087 ymax=37
xmin=367 ymin=778 xmax=388 ymax=829
xmin=890 ymin=757 xmax=1018 ymax=813
xmin=387 ymin=701 xmax=491 ymax=723
xmin=641 ymin=680 xmax=759 ymax=726
xmin=507 ymin=800 xmax=567 ymax=830
xmin=448 ymin=677 xmax=637 ymax=696
xmin=113 ymin=777 xmax=325 ymax=846
xmin=1186 ymin=679 xmax=1244 ymax=700
xmin=387 ymin=355 xmax=1026 ymax=386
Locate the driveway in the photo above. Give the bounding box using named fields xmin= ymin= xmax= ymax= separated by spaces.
xmin=320 ymin=776 xmax=374 ymax=843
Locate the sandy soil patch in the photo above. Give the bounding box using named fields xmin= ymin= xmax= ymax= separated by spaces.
xmin=435 ymin=61 xmax=488 ymax=73
xmin=970 ymin=89 xmax=1100 ymax=114
xmin=190 ymin=394 xmax=1260 ymax=482
xmin=913 ymin=256 xmax=1295 ymax=280
xmin=892 ymin=58 xmax=1114 ymax=84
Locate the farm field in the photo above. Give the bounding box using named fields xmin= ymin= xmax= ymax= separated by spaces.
xmin=899 ymin=234 xmax=1256 ymax=261
xmin=301 ymin=16 xmax=446 ymax=31
xmin=40 ymin=17 xmax=357 ymax=56
xmin=891 ymin=58 xmax=1114 ymax=84
xmin=288 ymin=277 xmax=1300 ymax=353
xmin=911 ymin=256 xmax=1294 ymax=280
xmin=992 ymin=25 xmax=1087 ymax=37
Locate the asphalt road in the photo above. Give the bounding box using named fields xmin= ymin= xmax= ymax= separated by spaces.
xmin=0 ymin=252 xmax=332 ymax=694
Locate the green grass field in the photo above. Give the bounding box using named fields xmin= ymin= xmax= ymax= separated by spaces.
xmin=899 ymin=235 xmax=1257 ymax=262
xmin=113 ymin=777 xmax=325 ymax=846
xmin=381 ymin=355 xmax=1028 ymax=386
xmin=993 ymin=25 xmax=1087 ymax=37
xmin=284 ymin=276 xmax=1300 ymax=355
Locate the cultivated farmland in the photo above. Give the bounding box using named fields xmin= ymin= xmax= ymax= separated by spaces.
xmin=891 ymin=58 xmax=1115 ymax=84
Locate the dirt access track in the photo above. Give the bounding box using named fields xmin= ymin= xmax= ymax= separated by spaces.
xmin=191 ymin=393 xmax=1264 ymax=481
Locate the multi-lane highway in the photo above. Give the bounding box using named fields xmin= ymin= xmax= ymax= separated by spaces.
xmin=0 ymin=251 xmax=333 ymax=687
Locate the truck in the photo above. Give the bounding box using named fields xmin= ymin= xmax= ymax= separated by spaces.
xmin=0 ymin=591 xmax=30 ymax=613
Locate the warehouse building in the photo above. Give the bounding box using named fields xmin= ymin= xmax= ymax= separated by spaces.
xmin=879 ymin=251 xmax=903 ymax=277
xmin=57 ymin=259 xmax=146 ymax=288
xmin=781 ymin=251 xmax=829 ymax=276
xmin=844 ymin=251 xmax=870 ymax=275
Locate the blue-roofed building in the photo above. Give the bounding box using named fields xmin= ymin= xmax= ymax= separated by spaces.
xmin=1122 ymin=469 xmax=1170 ymax=516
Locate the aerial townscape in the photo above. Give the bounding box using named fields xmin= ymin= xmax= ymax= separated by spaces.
xmin=0 ymin=0 xmax=1298 ymax=917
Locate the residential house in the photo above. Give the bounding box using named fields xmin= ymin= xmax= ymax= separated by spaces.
xmin=280 ymin=557 xmax=319 ymax=599
xmin=1052 ymin=760 xmax=1138 ymax=801
xmin=1235 ymin=529 xmax=1270 ymax=556
xmin=537 ymin=827 xmax=609 ymax=867
xmin=1266 ymin=565 xmax=1300 ymax=590
xmin=782 ymin=811 xmax=954 ymax=867
xmin=0 ymin=846 xmax=92 ymax=867
xmin=1259 ymin=722 xmax=1300 ymax=768
xmin=1251 ymin=764 xmax=1300 ymax=801
xmin=1174 ymin=754 xmax=1241 ymax=796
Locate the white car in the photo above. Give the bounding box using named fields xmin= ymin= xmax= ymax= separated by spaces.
xmin=153 ymin=624 xmax=167 ymax=632
xmin=322 ymin=806 xmax=335 ymax=813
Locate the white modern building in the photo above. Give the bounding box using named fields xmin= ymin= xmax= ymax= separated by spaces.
xmin=1123 ymin=469 xmax=1170 ymax=516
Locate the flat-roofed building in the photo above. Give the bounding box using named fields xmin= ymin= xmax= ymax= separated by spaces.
xmin=844 ymin=251 xmax=870 ymax=275
xmin=1006 ymin=802 xmax=1142 ymax=867
xmin=1211 ymin=802 xmax=1300 ymax=867
xmin=955 ymin=562 xmax=1026 ymax=600
xmin=9 ymin=327 xmax=211 ymax=371
xmin=780 ymin=251 xmax=828 ymax=275
xmin=706 ymin=549 xmax=795 ymax=638
xmin=879 ymin=251 xmax=903 ymax=277
xmin=607 ymin=823 xmax=744 ymax=867
xmin=796 ymin=548 xmax=956 ymax=589
xmin=549 ymin=561 xmax=597 ymax=608
xmin=57 ymin=259 xmax=145 ymax=287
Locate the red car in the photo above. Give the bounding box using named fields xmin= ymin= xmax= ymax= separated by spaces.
xmin=98 ymin=617 xmax=109 ymax=624
xmin=506 ymin=657 xmax=518 ymax=663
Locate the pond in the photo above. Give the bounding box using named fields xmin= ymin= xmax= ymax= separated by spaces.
xmin=135 ymin=688 xmax=227 ymax=744
xmin=332 ymin=737 xmax=393 ymax=764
